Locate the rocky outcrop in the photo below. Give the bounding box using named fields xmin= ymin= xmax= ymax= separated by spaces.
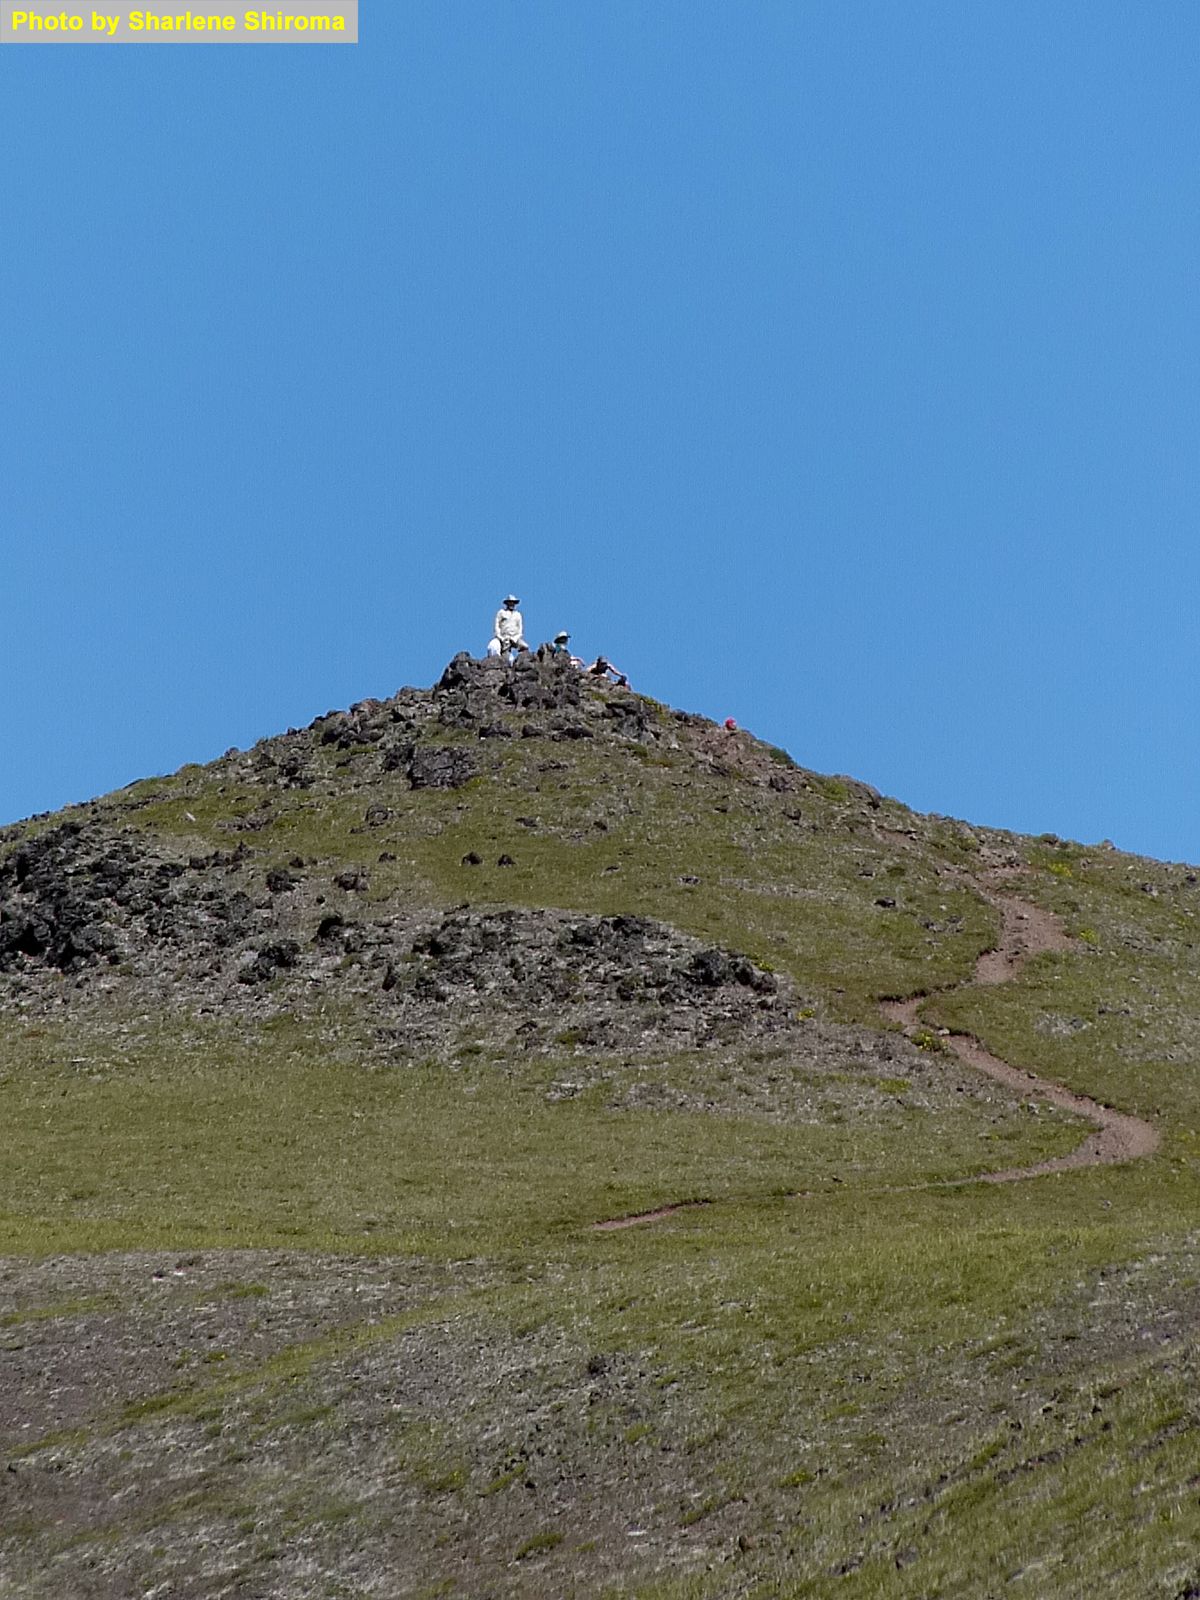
xmin=406 ymin=910 xmax=776 ymax=1004
xmin=379 ymin=738 xmax=478 ymax=790
xmin=370 ymin=909 xmax=788 ymax=1058
xmin=0 ymin=657 xmax=828 ymax=1033
xmin=436 ymin=650 xmax=584 ymax=722
xmin=0 ymin=825 xmax=791 ymax=1062
xmin=0 ymin=822 xmax=263 ymax=977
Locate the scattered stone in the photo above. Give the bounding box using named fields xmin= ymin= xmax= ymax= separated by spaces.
xmin=0 ymin=823 xmax=252 ymax=976
xmin=408 ymin=746 xmax=477 ymax=791
xmin=238 ymin=940 xmax=301 ymax=986
xmin=689 ymin=948 xmax=734 ymax=986
xmin=225 ymin=808 xmax=274 ymax=833
xmin=382 ymin=909 xmax=789 ymax=1058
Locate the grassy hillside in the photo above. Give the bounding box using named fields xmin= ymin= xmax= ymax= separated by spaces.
xmin=0 ymin=654 xmax=1196 ymax=1598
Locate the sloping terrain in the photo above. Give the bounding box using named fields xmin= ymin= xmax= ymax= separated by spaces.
xmin=0 ymin=651 xmax=1197 ymax=1598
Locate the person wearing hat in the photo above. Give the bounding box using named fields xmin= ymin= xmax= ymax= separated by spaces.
xmin=587 ymin=654 xmax=629 ymax=688
xmin=549 ymin=630 xmax=584 ymax=668
xmin=493 ymin=595 xmax=527 ymax=661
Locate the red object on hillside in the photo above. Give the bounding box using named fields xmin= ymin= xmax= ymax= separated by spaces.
xmin=724 ymin=718 xmax=738 ymax=731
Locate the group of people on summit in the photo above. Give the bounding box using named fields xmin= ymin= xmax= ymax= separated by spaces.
xmin=486 ymin=595 xmax=630 ymax=688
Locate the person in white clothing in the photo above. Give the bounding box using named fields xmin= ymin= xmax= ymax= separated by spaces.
xmin=486 ymin=637 xmax=503 ymax=658
xmin=493 ymin=595 xmax=527 ymax=660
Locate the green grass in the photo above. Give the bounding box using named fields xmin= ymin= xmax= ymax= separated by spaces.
xmin=0 ymin=1010 xmax=1083 ymax=1258
xmin=126 ymin=733 xmax=997 ymax=1022
xmin=2 ymin=698 xmax=1199 ymax=1596
xmin=514 ymin=1528 xmax=565 ymax=1559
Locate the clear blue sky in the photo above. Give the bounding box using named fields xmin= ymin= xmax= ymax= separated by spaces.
xmin=2 ymin=3 xmax=1197 ymax=861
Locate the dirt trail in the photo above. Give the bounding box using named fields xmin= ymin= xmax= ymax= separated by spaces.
xmin=595 ymin=879 xmax=1159 ymax=1230
xmin=881 ymin=881 xmax=1158 ymax=1182
xmin=593 ymin=1201 xmax=711 ymax=1233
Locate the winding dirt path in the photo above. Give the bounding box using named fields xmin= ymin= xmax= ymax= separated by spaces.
xmin=594 ymin=879 xmax=1159 ymax=1230
xmin=880 ymin=881 xmax=1158 ymax=1183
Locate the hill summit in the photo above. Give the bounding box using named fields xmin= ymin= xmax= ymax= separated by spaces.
xmin=0 ymin=648 xmax=882 ymax=1026
xmin=1 ymin=655 xmax=1197 ymax=1600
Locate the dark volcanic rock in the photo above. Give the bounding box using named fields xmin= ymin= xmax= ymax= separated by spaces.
xmin=382 ymin=909 xmax=789 ymax=1059
xmin=0 ymin=657 xmax=821 ymax=1042
xmin=604 ymin=697 xmax=650 ymax=740
xmin=277 ymin=752 xmax=314 ymax=788
xmin=435 ymin=650 xmax=584 ymax=722
xmin=381 ymin=740 xmax=415 ymax=774
xmin=689 ymin=948 xmax=736 ymax=987
xmin=408 ymin=746 xmax=477 ymax=791
xmin=382 ymin=737 xmax=475 ymax=790
xmin=239 ymin=940 xmax=301 ymax=986
xmin=0 ymin=823 xmax=260 ymax=977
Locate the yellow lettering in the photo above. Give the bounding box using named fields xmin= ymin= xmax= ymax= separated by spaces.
xmin=97 ymin=8 xmax=345 ymax=37
xmin=15 ymin=10 xmax=87 ymax=29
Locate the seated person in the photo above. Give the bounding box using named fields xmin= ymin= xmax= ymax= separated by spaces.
xmin=494 ymin=594 xmax=528 ymax=659
xmin=587 ymin=655 xmax=629 ymax=688
xmin=548 ymin=630 xmax=585 ymax=667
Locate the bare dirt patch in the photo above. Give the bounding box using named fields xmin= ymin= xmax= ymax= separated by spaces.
xmin=881 ymin=883 xmax=1159 ymax=1180
xmin=0 ymin=1253 xmax=485 ymax=1450
xmin=597 ymin=880 xmax=1160 ymax=1229
xmin=0 ymin=1281 xmax=722 ymax=1600
xmin=592 ymin=1200 xmax=712 ymax=1232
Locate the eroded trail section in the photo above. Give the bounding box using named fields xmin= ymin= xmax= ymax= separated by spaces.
xmin=881 ymin=885 xmax=1159 ymax=1182
xmin=593 ymin=882 xmax=1159 ymax=1229
xmin=593 ymin=1201 xmax=711 ymax=1233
